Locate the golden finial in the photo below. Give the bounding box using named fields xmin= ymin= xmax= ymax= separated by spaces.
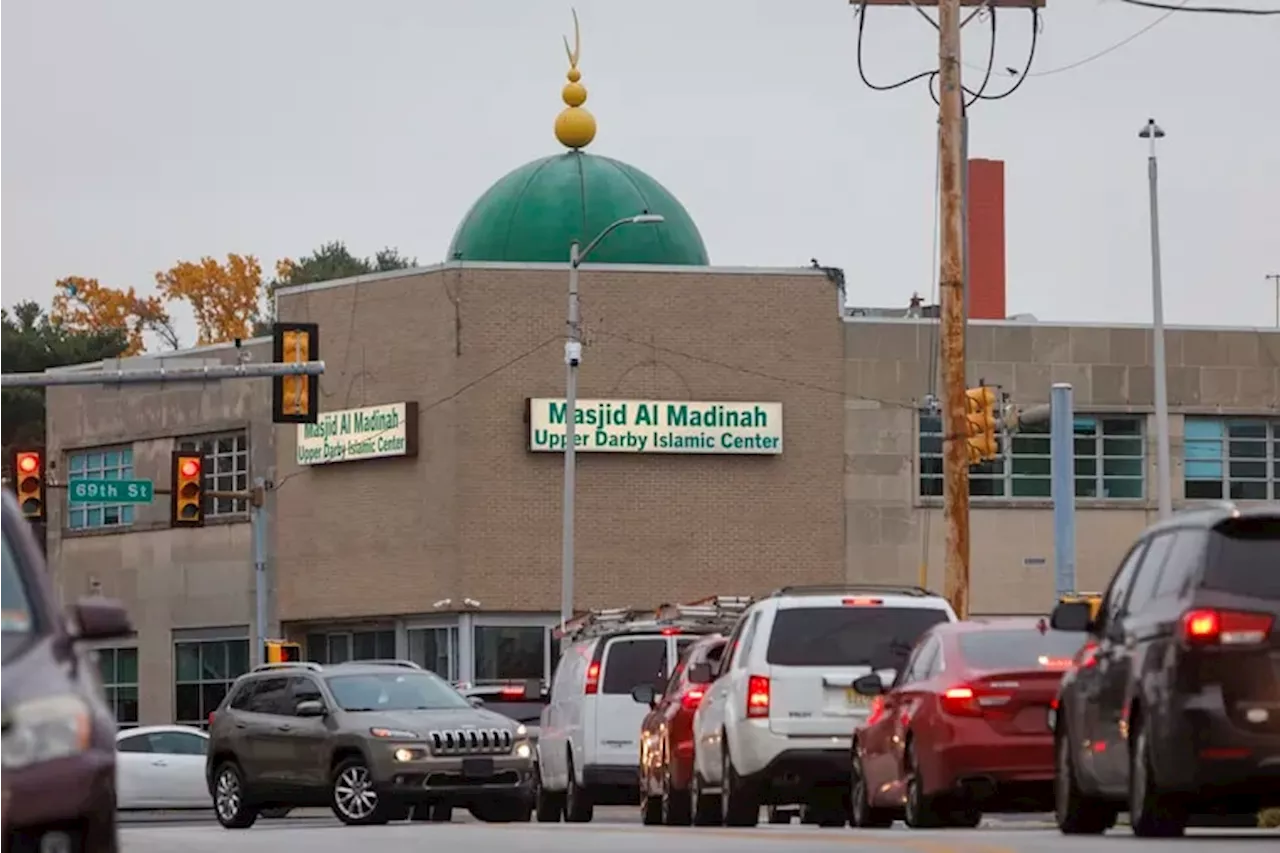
xmin=554 ymin=9 xmax=596 ymax=150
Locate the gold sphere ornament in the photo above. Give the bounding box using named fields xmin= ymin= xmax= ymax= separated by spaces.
xmin=554 ymin=9 xmax=596 ymax=151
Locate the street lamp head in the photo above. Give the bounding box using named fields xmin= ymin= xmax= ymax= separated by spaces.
xmin=630 ymin=214 xmax=665 ymax=225
xmin=1138 ymin=119 xmax=1165 ymax=140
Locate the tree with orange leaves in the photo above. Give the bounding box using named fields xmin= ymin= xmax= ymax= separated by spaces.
xmin=154 ymin=254 xmax=266 ymax=346
xmin=51 ymin=277 xmax=179 ymax=356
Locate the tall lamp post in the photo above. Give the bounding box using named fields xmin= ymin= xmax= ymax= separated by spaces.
xmin=1140 ymin=119 xmax=1173 ymax=520
xmin=560 ymin=213 xmax=665 ymax=636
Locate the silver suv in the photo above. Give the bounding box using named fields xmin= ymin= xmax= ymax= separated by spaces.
xmin=205 ymin=660 xmax=535 ymax=827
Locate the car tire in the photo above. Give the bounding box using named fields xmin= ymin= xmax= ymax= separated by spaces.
xmin=691 ymin=771 xmax=721 ymax=826
xmin=850 ymin=751 xmax=894 ymax=829
xmin=564 ymin=753 xmax=594 ymax=823
xmin=946 ymin=806 xmax=982 ymax=828
xmin=641 ymin=791 xmax=663 ymax=825
xmin=534 ymin=764 xmax=565 ymax=823
xmin=661 ymin=763 xmax=693 ymax=826
xmin=212 ymin=762 xmax=259 ymax=830
xmin=1054 ymin=725 xmax=1117 ymax=835
xmin=330 ymin=756 xmax=391 ymax=826
xmin=720 ymin=741 xmax=760 ymax=828
xmin=411 ymin=803 xmax=452 ymax=822
xmin=902 ymin=742 xmax=943 ymax=830
xmin=1129 ymin=720 xmax=1187 ymax=838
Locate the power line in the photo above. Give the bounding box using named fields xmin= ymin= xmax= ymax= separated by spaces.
xmin=1115 ymin=0 xmax=1280 ymax=14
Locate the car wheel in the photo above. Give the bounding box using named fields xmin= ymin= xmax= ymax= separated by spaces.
xmin=411 ymin=803 xmax=452 ymax=822
xmin=720 ymin=740 xmax=759 ymax=827
xmin=212 ymin=762 xmax=258 ymax=829
xmin=1054 ymin=725 xmax=1117 ymax=835
xmin=330 ymin=757 xmax=391 ymax=826
xmin=564 ymin=752 xmax=594 ymax=823
xmin=691 ymin=771 xmax=721 ymax=826
xmin=661 ymin=763 xmax=693 ymax=826
xmin=1129 ymin=721 xmax=1187 ymax=838
xmin=534 ymin=763 xmax=565 ymax=822
xmin=902 ymin=743 xmax=942 ymax=829
xmin=850 ymin=751 xmax=894 ymax=829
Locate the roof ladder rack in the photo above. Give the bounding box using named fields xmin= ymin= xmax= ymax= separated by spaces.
xmin=555 ymin=594 xmax=752 ymax=645
xmin=769 ymin=583 xmax=937 ymax=598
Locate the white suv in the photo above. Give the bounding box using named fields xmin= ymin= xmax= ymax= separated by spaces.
xmin=690 ymin=585 xmax=957 ymax=826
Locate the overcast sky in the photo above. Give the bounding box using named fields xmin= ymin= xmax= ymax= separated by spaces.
xmin=3 ymin=0 xmax=1278 ymax=345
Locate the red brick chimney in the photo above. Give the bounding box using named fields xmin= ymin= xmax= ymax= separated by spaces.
xmin=967 ymin=159 xmax=1006 ymax=320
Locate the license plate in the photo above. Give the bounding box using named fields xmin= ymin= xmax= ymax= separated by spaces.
xmin=461 ymin=758 xmax=495 ymax=779
xmin=845 ymin=687 xmax=871 ymax=708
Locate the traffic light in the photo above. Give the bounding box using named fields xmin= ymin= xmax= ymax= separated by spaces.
xmin=171 ymin=450 xmax=205 ymax=527
xmin=272 ymin=322 xmax=320 ymax=425
xmin=12 ymin=447 xmax=45 ymax=520
xmin=965 ymin=386 xmax=1000 ymax=464
xmin=264 ymin=640 xmax=301 ymax=663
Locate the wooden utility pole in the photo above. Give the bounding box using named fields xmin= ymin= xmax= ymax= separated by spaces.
xmin=853 ymin=1 xmax=1044 ymax=619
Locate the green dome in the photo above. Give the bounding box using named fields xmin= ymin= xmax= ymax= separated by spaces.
xmin=448 ymin=152 xmax=709 ymax=266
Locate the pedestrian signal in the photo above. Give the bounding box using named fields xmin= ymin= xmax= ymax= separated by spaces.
xmin=264 ymin=640 xmax=302 ymax=663
xmin=272 ymin=322 xmax=319 ymax=425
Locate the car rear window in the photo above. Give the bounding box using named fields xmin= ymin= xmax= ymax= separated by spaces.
xmin=1203 ymin=518 xmax=1280 ymax=599
xmin=958 ymin=629 xmax=1088 ymax=670
xmin=601 ymin=637 xmax=667 ymax=695
xmin=765 ymin=606 xmax=949 ymax=668
xmin=477 ymin=699 xmax=547 ymax=725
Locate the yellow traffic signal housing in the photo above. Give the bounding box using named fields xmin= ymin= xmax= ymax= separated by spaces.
xmin=272 ymin=322 xmax=320 ymax=425
xmin=171 ymin=450 xmax=205 ymax=527
xmin=965 ymin=386 xmax=1000 ymax=465
xmin=264 ymin=640 xmax=302 ymax=663
xmin=13 ymin=447 xmax=46 ymax=520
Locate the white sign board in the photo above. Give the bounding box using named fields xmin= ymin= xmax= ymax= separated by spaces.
xmin=296 ymin=402 xmax=418 ymax=466
xmin=528 ymin=399 xmax=783 ymax=455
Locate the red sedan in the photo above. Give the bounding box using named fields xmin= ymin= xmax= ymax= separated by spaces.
xmin=849 ymin=618 xmax=1086 ymax=829
xmin=636 ymin=634 xmax=727 ymax=826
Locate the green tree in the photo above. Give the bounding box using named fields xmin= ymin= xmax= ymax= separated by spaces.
xmin=2 ymin=301 xmax=129 ymax=462
xmin=255 ymin=241 xmax=417 ymax=334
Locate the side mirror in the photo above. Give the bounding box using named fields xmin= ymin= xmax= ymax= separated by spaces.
xmin=630 ymin=684 xmax=657 ymax=706
xmin=1050 ymin=601 xmax=1093 ymax=634
xmin=852 ymin=673 xmax=886 ymax=697
xmin=468 ymin=696 xmax=485 ymax=708
xmin=295 ymin=700 xmax=326 ymax=717
xmin=71 ymin=598 xmax=133 ymax=642
xmin=687 ymin=663 xmax=713 ymax=685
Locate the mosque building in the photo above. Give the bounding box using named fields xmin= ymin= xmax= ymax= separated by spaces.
xmin=41 ymin=17 xmax=1280 ymax=726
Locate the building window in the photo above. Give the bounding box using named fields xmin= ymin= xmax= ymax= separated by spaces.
xmin=305 ymin=629 xmax=395 ymax=664
xmin=67 ymin=447 xmax=135 ymax=530
xmin=473 ymin=625 xmax=547 ymax=683
xmin=178 ymin=432 xmax=249 ymax=516
xmin=408 ymin=627 xmax=459 ymax=681
xmin=919 ymin=413 xmax=1145 ymax=500
xmin=1184 ymin=418 xmax=1280 ymax=501
xmin=174 ymin=638 xmax=249 ymax=728
xmin=97 ymin=647 xmax=139 ymax=727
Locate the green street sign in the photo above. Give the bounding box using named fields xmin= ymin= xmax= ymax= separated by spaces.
xmin=68 ymin=478 xmax=155 ymax=505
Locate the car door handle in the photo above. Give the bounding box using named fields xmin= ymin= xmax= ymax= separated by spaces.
xmin=235 ymin=722 xmax=247 ymax=729
xmin=276 ymin=724 xmax=293 ymax=732
xmin=151 ymin=759 xmax=168 ymax=767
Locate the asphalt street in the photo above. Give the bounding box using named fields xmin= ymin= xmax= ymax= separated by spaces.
xmin=119 ymin=809 xmax=1277 ymax=853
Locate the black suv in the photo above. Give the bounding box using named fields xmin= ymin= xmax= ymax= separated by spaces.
xmin=1049 ymin=503 xmax=1280 ymax=837
xmin=206 ymin=660 xmax=535 ymax=827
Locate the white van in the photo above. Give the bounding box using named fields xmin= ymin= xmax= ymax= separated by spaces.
xmin=534 ymin=599 xmax=749 ymax=823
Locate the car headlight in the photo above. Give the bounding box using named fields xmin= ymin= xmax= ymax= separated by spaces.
xmin=1 ymin=695 xmax=92 ymax=771
xmin=514 ymin=742 xmax=533 ymax=760
xmin=515 ymin=724 xmax=528 ymax=737
xmin=370 ymin=727 xmax=419 ymax=739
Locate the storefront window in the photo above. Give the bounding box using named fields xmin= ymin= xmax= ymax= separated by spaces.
xmin=305 ymin=629 xmax=395 ymax=664
xmin=408 ymin=626 xmax=458 ymax=680
xmin=473 ymin=625 xmax=546 ymax=683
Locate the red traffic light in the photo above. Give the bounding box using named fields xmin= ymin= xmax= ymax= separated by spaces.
xmin=17 ymin=453 xmax=39 ymax=474
xmin=179 ymin=458 xmax=201 ymax=479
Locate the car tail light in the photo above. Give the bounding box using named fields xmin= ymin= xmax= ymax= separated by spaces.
xmin=1075 ymin=641 xmax=1100 ymax=669
xmin=1181 ymin=609 xmax=1273 ymax=647
xmin=681 ymin=688 xmax=705 ymax=711
xmin=661 ymin=627 xmax=682 ymax=635
xmin=746 ymin=675 xmax=770 ymax=718
xmin=939 ymin=684 xmax=1012 ymax=718
xmin=842 ymin=597 xmax=883 ymax=606
xmin=208 ymin=711 xmax=216 ymax=726
xmin=584 ymin=661 xmax=601 ymax=694
xmin=866 ymin=696 xmax=887 ymax=726
xmin=501 ymin=685 xmax=525 ymax=698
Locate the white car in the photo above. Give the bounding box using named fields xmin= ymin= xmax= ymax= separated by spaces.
xmin=690 ymin=585 xmax=957 ymax=826
xmin=115 ymin=725 xmax=210 ymax=809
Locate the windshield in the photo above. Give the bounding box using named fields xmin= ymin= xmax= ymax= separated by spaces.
xmin=325 ymin=672 xmax=471 ymax=712
xmin=2 ymin=532 xmax=39 ymax=662
xmin=765 ymin=606 xmax=949 ymax=668
xmin=958 ymin=629 xmax=1088 ymax=670
xmin=1204 ymin=518 xmax=1280 ymax=600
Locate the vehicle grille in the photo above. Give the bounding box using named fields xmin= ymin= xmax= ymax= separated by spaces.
xmin=428 ymin=728 xmax=513 ymax=755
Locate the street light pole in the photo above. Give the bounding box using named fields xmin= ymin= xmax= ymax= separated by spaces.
xmin=559 ymin=214 xmax=664 ymax=637
xmin=1140 ymin=118 xmax=1173 ymax=520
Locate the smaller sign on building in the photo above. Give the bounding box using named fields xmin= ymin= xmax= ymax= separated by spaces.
xmin=296 ymin=402 xmax=418 ymax=466
xmin=527 ymin=398 xmax=783 ymax=455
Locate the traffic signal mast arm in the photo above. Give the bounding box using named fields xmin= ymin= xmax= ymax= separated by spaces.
xmin=0 ymin=360 xmax=324 ymax=388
